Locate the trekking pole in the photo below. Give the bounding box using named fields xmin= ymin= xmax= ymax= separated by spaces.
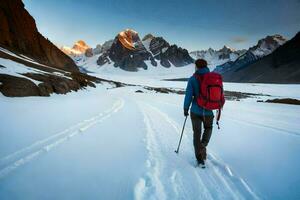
xmin=175 ymin=116 xmax=188 ymax=154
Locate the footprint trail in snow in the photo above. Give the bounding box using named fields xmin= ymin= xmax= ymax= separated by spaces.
xmin=135 ymin=101 xmax=260 ymax=200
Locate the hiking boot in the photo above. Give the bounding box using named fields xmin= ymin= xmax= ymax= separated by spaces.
xmin=199 ymin=145 xmax=207 ymax=161
xmin=197 ymin=159 xmax=205 ymax=165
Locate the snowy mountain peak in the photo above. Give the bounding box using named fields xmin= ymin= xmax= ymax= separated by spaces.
xmin=207 ymin=47 xmax=215 ymax=52
xmin=250 ymin=34 xmax=287 ymax=57
xmin=72 ymin=40 xmax=90 ymax=54
xmin=142 ymin=33 xmax=155 ymax=41
xmin=190 ymin=46 xmax=245 ymax=69
xmin=96 ymin=29 xmax=193 ymax=70
xmin=220 ymin=45 xmax=235 ymax=53
xmin=264 ymin=34 xmax=286 ymax=45
xmin=61 ymin=40 xmax=90 ymax=56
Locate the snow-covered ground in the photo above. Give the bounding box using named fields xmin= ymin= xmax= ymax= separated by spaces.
xmin=1 ymin=53 xmax=300 ymax=199
xmin=1 ymin=68 xmax=300 ymax=200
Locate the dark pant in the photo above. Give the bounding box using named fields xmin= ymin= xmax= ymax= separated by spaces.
xmin=190 ymin=112 xmax=214 ymax=161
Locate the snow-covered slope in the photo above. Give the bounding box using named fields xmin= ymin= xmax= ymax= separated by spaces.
xmin=1 ymin=79 xmax=300 ymax=199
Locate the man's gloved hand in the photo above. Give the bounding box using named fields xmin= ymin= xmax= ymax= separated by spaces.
xmin=184 ymin=109 xmax=189 ymax=117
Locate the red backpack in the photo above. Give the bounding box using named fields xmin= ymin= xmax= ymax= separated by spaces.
xmin=194 ymin=72 xmax=225 ymax=128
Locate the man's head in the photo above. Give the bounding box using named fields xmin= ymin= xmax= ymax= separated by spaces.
xmin=195 ymin=59 xmax=208 ymax=69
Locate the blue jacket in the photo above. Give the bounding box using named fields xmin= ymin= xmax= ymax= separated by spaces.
xmin=183 ymin=67 xmax=214 ymax=116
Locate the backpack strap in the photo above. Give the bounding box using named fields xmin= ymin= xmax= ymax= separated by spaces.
xmin=193 ymin=73 xmax=205 ymax=99
xmin=193 ymin=73 xmax=204 ymax=84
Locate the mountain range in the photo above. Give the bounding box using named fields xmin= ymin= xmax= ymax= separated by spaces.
xmin=63 ymin=29 xmax=195 ymax=71
xmin=214 ymin=33 xmax=300 ymax=83
xmin=190 ymin=46 xmax=247 ymax=69
xmin=61 ymin=32 xmax=299 ymax=83
xmin=64 ymin=39 xmax=245 ymax=72
xmin=214 ymin=35 xmax=287 ymax=74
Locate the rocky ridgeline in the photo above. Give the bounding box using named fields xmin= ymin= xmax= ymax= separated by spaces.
xmin=96 ymin=29 xmax=194 ymax=71
xmin=190 ymin=46 xmax=246 ymax=65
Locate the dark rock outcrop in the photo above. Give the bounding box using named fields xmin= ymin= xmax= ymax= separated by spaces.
xmin=0 ymin=70 xmax=99 ymax=97
xmin=265 ymin=98 xmax=300 ymax=105
xmin=0 ymin=74 xmax=41 ymax=97
xmin=164 ymin=45 xmax=193 ymax=67
xmin=0 ymin=0 xmax=78 ymax=72
xmin=149 ymin=37 xmax=194 ymax=67
xmin=85 ymin=48 xmax=93 ymax=57
xmin=97 ymin=52 xmax=111 ymax=66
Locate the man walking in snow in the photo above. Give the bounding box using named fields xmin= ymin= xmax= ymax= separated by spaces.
xmin=183 ymin=59 xmax=214 ymax=166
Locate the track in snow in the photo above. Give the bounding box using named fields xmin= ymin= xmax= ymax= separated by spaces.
xmin=0 ymin=99 xmax=124 ymax=180
xmin=149 ymin=100 xmax=300 ymax=137
xmin=135 ymin=101 xmax=260 ymax=200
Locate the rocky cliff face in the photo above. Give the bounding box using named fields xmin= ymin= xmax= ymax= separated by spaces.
xmin=107 ymin=30 xmax=154 ymax=71
xmin=96 ymin=30 xmax=194 ymax=71
xmin=148 ymin=37 xmax=194 ymax=67
xmin=0 ymin=0 xmax=78 ymax=72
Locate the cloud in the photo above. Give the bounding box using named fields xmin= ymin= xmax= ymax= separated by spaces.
xmin=231 ymin=36 xmax=248 ymax=43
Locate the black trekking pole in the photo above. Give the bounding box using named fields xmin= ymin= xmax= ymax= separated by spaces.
xmin=175 ymin=116 xmax=188 ymax=154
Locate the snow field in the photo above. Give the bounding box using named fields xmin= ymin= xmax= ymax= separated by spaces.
xmin=0 ymin=72 xmax=300 ymax=199
xmin=0 ymin=99 xmax=124 ymax=180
